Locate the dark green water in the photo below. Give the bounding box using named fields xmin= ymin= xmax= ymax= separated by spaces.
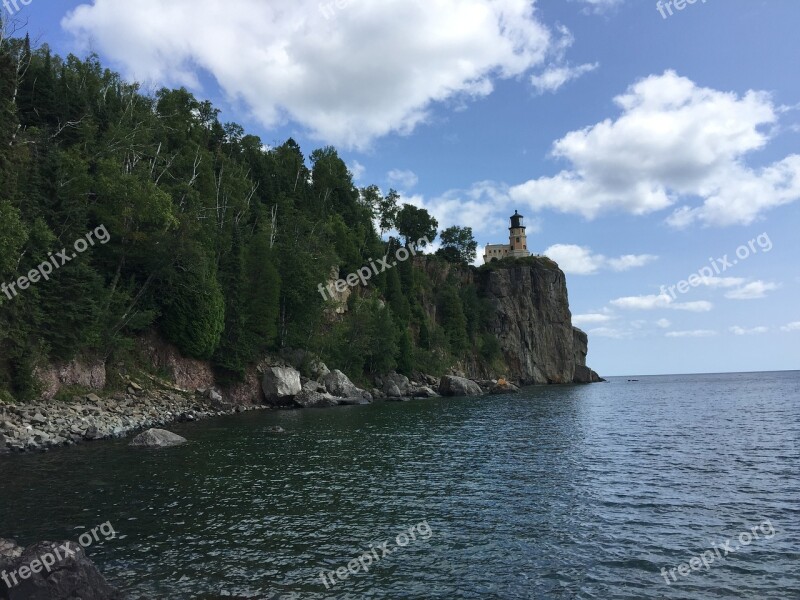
xmin=1 ymin=372 xmax=799 ymax=599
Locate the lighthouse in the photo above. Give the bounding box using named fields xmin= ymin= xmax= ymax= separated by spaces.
xmin=483 ymin=210 xmax=532 ymax=263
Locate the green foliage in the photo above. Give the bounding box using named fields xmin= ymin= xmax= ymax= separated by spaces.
xmin=161 ymin=260 xmax=225 ymax=360
xmin=437 ymin=226 xmax=478 ymax=265
xmin=0 ymin=33 xmax=519 ymax=399
xmin=395 ymin=204 xmax=438 ymax=248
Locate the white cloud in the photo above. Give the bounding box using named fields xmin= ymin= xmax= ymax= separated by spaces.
xmin=588 ymin=327 xmax=629 ymax=339
xmin=387 ymin=169 xmax=419 ymax=190
xmin=573 ymin=313 xmax=613 ymax=326
xmin=610 ymin=293 xmax=712 ymax=312
xmin=530 ymin=62 xmax=598 ymax=94
xmin=349 ymin=161 xmax=366 ymax=182
xmin=577 ymin=0 xmax=624 ymax=13
xmin=63 ymin=0 xmax=560 ymax=149
xmin=403 ymin=181 xmax=520 ymax=238
xmin=696 ymin=276 xmax=748 ymax=289
xmin=730 ymin=326 xmax=769 ymax=335
xmin=666 ymin=330 xmax=717 ymax=338
xmin=781 ymin=321 xmax=800 ymax=332
xmin=724 ymin=281 xmax=780 ymax=300
xmin=543 ymin=244 xmax=657 ymax=275
xmin=509 ymin=71 xmax=800 ymax=226
xmin=656 ymin=318 xmax=671 ymax=329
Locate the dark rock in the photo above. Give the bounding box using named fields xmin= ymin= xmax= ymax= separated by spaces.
xmin=0 ymin=540 xmax=124 ymax=599
xmin=476 ymin=260 xmax=600 ymax=384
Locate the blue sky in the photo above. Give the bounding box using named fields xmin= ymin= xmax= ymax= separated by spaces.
xmin=13 ymin=0 xmax=800 ymax=376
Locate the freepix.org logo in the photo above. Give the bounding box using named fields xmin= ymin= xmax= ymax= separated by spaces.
xmin=1 ymin=225 xmax=110 ymax=302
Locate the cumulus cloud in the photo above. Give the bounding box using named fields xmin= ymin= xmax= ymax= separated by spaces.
xmin=730 ymin=326 xmax=769 ymax=335
xmin=666 ymin=330 xmax=717 ymax=338
xmin=530 ymin=62 xmax=598 ymax=94
xmin=656 ymin=318 xmax=671 ymax=328
xmin=588 ymin=327 xmax=629 ymax=339
xmin=724 ymin=281 xmax=780 ymax=300
xmin=63 ymin=0 xmax=562 ymax=149
xmin=610 ymin=293 xmax=712 ymax=312
xmin=387 ymin=169 xmax=419 ymax=190
xmin=403 ymin=181 xmax=520 ymax=238
xmin=573 ymin=313 xmax=613 ymax=326
xmin=543 ymin=244 xmax=657 ymax=275
xmin=781 ymin=321 xmax=800 ymax=332
xmin=509 ymin=71 xmax=800 ymax=226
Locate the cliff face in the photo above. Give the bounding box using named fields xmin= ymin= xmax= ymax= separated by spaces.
xmin=473 ymin=259 xmax=601 ymax=385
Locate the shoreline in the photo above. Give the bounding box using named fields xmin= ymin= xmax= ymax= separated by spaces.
xmin=0 ymin=385 xmax=270 ymax=455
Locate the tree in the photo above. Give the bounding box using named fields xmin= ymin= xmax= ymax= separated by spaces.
xmin=395 ymin=204 xmax=437 ymax=248
xmin=438 ymin=226 xmax=478 ymax=265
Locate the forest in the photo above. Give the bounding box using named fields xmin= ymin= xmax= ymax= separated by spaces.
xmin=0 ymin=31 xmax=503 ymax=401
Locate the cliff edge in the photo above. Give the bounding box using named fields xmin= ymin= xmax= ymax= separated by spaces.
xmin=475 ymin=258 xmax=602 ymax=385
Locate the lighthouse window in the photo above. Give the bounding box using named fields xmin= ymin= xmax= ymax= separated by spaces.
xmin=516 ymin=237 xmax=520 ymax=243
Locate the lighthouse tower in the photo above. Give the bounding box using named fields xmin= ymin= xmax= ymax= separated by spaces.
xmin=508 ymin=210 xmax=530 ymax=258
xmin=482 ymin=210 xmax=532 ymax=263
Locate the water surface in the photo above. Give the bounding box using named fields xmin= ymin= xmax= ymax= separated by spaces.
xmin=1 ymin=371 xmax=798 ymax=598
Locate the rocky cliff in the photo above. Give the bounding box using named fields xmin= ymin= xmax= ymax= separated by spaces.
xmin=473 ymin=258 xmax=601 ymax=385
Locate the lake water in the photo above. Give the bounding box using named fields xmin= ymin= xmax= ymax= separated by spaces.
xmin=1 ymin=371 xmax=798 ymax=599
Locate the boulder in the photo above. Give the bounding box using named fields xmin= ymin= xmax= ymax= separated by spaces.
xmin=490 ymin=381 xmax=521 ymax=394
xmin=293 ymin=389 xmax=340 ymax=409
xmin=386 ymin=383 xmax=403 ymax=398
xmin=262 ymin=367 xmax=302 ymax=405
xmin=438 ymin=375 xmax=484 ymax=397
xmin=0 ymin=540 xmax=124 ymax=599
xmin=129 ymin=428 xmax=187 ymax=449
xmin=411 ymin=386 xmax=439 ymax=398
xmin=309 ymin=359 xmax=330 ymax=380
xmin=323 ymin=370 xmax=370 ymax=402
xmin=383 ymin=373 xmax=412 ymax=396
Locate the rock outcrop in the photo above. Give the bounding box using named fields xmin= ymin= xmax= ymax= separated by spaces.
xmin=323 ymin=370 xmax=372 ymax=403
xmin=476 ymin=258 xmax=601 ymax=385
xmin=129 ymin=428 xmax=187 ymax=449
xmin=571 ymin=327 xmax=604 ymax=383
xmin=0 ymin=539 xmax=123 ymax=599
xmin=438 ymin=375 xmax=484 ymax=397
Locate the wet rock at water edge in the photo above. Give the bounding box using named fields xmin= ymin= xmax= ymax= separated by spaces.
xmin=129 ymin=428 xmax=187 ymax=449
xmin=438 ymin=375 xmax=484 ymax=397
xmin=0 ymin=540 xmax=124 ymax=599
xmin=262 ymin=367 xmax=302 ymax=406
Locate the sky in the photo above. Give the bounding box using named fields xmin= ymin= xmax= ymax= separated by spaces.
xmin=11 ymin=0 xmax=800 ymax=376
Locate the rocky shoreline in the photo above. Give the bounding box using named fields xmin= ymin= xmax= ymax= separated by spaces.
xmin=0 ymin=363 xmax=525 ymax=455
xmin=0 ymin=379 xmax=269 ymax=455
